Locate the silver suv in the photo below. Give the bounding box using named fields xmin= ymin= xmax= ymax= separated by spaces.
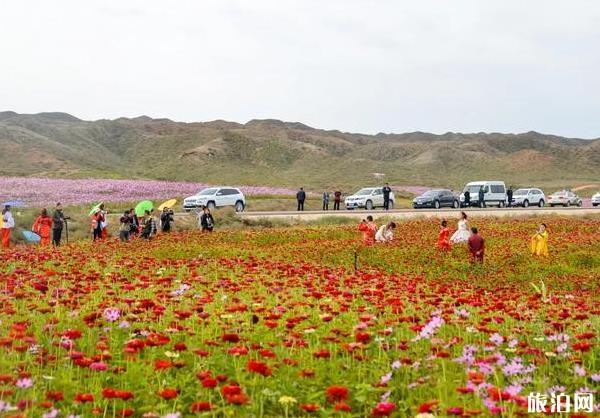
xmin=183 ymin=187 xmax=246 ymax=212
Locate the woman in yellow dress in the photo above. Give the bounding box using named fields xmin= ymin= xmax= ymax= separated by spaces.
xmin=530 ymin=223 xmax=549 ymax=256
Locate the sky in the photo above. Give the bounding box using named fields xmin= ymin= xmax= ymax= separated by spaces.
xmin=1 ymin=0 xmax=600 ymax=138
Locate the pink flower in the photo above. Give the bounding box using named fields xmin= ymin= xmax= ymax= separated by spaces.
xmin=90 ymin=362 xmax=108 ymax=371
xmin=103 ymin=308 xmax=121 ymax=322
xmin=16 ymin=378 xmax=33 ymax=389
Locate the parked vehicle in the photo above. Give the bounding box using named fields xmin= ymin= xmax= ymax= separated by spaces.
xmin=413 ymin=189 xmax=459 ymax=209
xmin=345 ymin=187 xmax=395 ymax=210
xmin=548 ymin=190 xmax=582 ymax=207
xmin=592 ymin=192 xmax=600 ymax=207
xmin=459 ymin=181 xmax=507 ymax=207
xmin=183 ymin=187 xmax=246 ymax=212
xmin=511 ymin=188 xmax=546 ymax=207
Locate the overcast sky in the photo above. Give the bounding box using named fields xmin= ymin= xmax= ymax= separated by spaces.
xmin=1 ymin=1 xmax=599 ymax=138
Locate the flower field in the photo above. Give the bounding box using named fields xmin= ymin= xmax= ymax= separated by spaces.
xmin=0 ymin=217 xmax=598 ymax=417
xmin=0 ymin=177 xmax=298 ymax=207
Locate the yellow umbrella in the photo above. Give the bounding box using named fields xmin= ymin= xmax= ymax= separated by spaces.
xmin=158 ymin=199 xmax=177 ymax=211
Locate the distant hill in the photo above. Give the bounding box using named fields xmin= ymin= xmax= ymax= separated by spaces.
xmin=1 ymin=111 xmax=598 ymax=190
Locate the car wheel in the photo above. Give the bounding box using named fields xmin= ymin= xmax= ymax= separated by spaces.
xmin=207 ymin=201 xmax=216 ymax=211
xmin=365 ymin=200 xmax=373 ymax=210
xmin=522 ymin=200 xmax=529 ymax=208
xmin=453 ymin=200 xmax=459 ymax=208
xmin=434 ymin=200 xmax=440 ymax=209
xmin=235 ymin=201 xmax=245 ymax=212
xmin=566 ymin=201 xmax=571 ymax=207
xmin=388 ymin=201 xmax=394 ymax=210
xmin=538 ymin=200 xmax=544 ymax=207
xmin=577 ymin=200 xmax=583 ymax=207
xmin=499 ymin=201 xmax=505 ymax=208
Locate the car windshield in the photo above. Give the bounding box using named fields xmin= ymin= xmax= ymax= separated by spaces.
xmin=421 ymin=190 xmax=437 ymax=197
xmin=464 ymin=185 xmax=483 ymax=194
xmin=355 ymin=188 xmax=374 ymax=196
xmin=551 ymin=191 xmax=566 ymax=196
xmin=197 ymin=188 xmax=218 ymax=196
xmin=514 ymin=189 xmax=529 ymax=196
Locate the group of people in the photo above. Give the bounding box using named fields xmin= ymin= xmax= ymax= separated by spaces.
xmin=356 ymin=211 xmax=550 ymax=263
xmin=4 ymin=203 xmax=68 ymax=248
xmin=0 ymin=202 xmax=217 ymax=248
xmin=358 ymin=216 xmax=397 ymax=245
xmin=298 ymin=183 xmax=394 ymax=212
xmin=436 ymin=211 xmax=549 ymax=261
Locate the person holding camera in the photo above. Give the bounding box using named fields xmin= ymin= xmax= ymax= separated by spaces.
xmin=52 ymin=202 xmax=68 ymax=246
xmin=160 ymin=207 xmax=174 ymax=233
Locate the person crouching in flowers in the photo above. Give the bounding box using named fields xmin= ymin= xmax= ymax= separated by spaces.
xmin=437 ymin=219 xmax=451 ymax=251
xmin=358 ymin=216 xmax=377 ymax=245
xmin=375 ymin=221 xmax=396 ymax=243
xmin=140 ymin=209 xmax=157 ymax=240
xmin=467 ymin=227 xmax=485 ymax=263
xmin=32 ymin=208 xmax=53 ymax=246
xmin=530 ymin=223 xmax=549 ymax=256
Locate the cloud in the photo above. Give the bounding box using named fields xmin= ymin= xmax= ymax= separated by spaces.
xmin=1 ymin=0 xmax=599 ymax=138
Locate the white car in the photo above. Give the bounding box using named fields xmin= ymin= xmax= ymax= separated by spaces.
xmin=592 ymin=192 xmax=600 ymax=207
xmin=183 ymin=187 xmax=246 ymax=212
xmin=548 ymin=190 xmax=582 ymax=207
xmin=460 ymin=181 xmax=507 ymax=207
xmin=511 ymin=188 xmax=546 ymax=208
xmin=345 ymin=187 xmax=395 ymax=210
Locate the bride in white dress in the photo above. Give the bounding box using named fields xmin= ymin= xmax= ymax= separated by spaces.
xmin=450 ymin=212 xmax=471 ymax=243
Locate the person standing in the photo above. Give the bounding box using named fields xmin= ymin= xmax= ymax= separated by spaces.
xmin=99 ymin=204 xmax=109 ymax=239
xmin=437 ymin=220 xmax=452 ymax=251
xmin=160 ymin=207 xmax=174 ymax=232
xmin=296 ymin=188 xmax=306 ymax=211
xmin=478 ymin=187 xmax=486 ymax=208
xmin=358 ymin=216 xmax=377 ymax=246
xmin=507 ymin=187 xmax=513 ymax=208
xmin=333 ymin=190 xmax=342 ymax=210
xmin=382 ymin=183 xmax=392 ymax=211
xmin=463 ymin=190 xmax=471 ymax=208
xmin=1 ymin=205 xmax=14 ymax=248
xmin=52 ymin=203 xmax=66 ymax=246
xmin=450 ymin=212 xmax=471 ymax=244
xmin=140 ymin=209 xmax=157 ymax=240
xmin=32 ymin=208 xmax=53 ymax=246
xmin=530 ymin=223 xmax=549 ymax=257
xmin=119 ymin=210 xmax=132 ymax=242
xmin=467 ymin=227 xmax=485 ymax=263
xmin=129 ymin=209 xmax=140 ymax=237
xmin=322 ymin=191 xmax=330 ymax=211
xmin=200 ymin=206 xmax=215 ymax=232
xmin=91 ymin=209 xmax=104 ymax=241
xmin=375 ymin=222 xmax=396 ymax=243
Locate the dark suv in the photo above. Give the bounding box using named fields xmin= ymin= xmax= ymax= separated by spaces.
xmin=412 ymin=189 xmax=459 ymax=209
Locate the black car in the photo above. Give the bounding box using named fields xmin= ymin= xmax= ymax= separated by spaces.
xmin=413 ymin=189 xmax=459 ymax=209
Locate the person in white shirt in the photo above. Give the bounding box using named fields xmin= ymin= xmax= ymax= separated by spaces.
xmin=375 ymin=221 xmax=396 ymax=243
xmin=2 ymin=205 xmax=15 ymax=248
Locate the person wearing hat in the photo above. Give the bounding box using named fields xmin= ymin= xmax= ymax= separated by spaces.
xmin=1 ymin=205 xmax=15 ymax=248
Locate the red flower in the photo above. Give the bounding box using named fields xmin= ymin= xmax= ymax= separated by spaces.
xmin=334 ymin=401 xmax=352 ymax=412
xmin=46 ymin=391 xmax=64 ymax=401
xmin=201 ymin=377 xmax=218 ymax=388
xmin=247 ymin=359 xmax=272 ymax=376
xmin=74 ymin=393 xmax=94 ymax=403
xmin=300 ymin=403 xmax=320 ymax=412
xmin=418 ymin=400 xmax=439 ymax=413
xmin=222 ymin=333 xmax=240 ymax=343
xmin=447 ymin=406 xmax=464 ymax=415
xmin=372 ymin=402 xmax=396 ymax=416
xmin=325 ymin=385 xmax=349 ymax=403
xmin=355 ymin=332 xmax=371 ymax=343
xmin=157 ymin=387 xmax=179 ymax=400
xmin=190 ymin=401 xmax=214 ymax=412
xmin=221 ymin=384 xmax=242 ymax=397
xmin=572 ymin=341 xmax=592 ymax=352
xmin=154 ymin=359 xmax=173 ymax=370
xmin=226 ymin=393 xmax=249 ymax=405
xmin=118 ymin=408 xmax=134 ymax=417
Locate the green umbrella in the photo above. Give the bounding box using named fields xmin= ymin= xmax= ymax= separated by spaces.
xmin=88 ymin=202 xmax=103 ymax=217
xmin=135 ymin=200 xmax=154 ymax=217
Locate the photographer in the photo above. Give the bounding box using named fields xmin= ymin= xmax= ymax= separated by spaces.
xmin=160 ymin=207 xmax=174 ymax=233
xmin=52 ymin=202 xmax=69 ymax=246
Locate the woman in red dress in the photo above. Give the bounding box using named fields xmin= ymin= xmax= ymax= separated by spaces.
xmin=358 ymin=216 xmax=377 ymax=246
xmin=32 ymin=208 xmax=53 ymax=246
xmin=437 ymin=219 xmax=452 ymax=251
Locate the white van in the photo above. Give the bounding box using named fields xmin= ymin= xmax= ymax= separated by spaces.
xmin=460 ymin=181 xmax=507 ymax=208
